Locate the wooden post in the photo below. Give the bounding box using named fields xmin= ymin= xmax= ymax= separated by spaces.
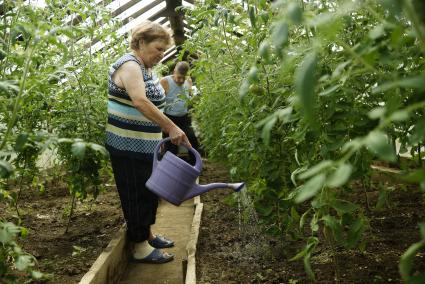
xmin=164 ymin=0 xmax=186 ymax=47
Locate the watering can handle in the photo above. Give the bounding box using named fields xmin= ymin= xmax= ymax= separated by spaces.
xmin=152 ymin=137 xmax=203 ymax=172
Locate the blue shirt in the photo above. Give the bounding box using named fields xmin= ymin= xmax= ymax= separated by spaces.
xmin=163 ymin=75 xmax=190 ymax=117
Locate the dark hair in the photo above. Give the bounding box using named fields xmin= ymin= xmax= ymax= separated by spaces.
xmin=130 ymin=21 xmax=172 ymax=50
xmin=174 ymin=61 xmax=190 ymax=75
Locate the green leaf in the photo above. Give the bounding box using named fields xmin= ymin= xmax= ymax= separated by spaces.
xmin=291 ymin=206 xmax=300 ymax=221
xmin=15 ymin=133 xmax=29 ymax=151
xmin=258 ymin=0 xmax=267 ymax=9
xmin=295 ymin=173 xmax=326 ymax=203
xmin=409 ymin=119 xmax=425 ymax=144
xmin=247 ymin=66 xmax=259 ymax=83
xmin=409 ymin=273 xmax=425 ymax=284
xmin=258 ymin=41 xmax=271 ymax=63
xmin=287 ymin=2 xmax=303 ymax=24
xmin=0 ymin=48 xmax=6 ymax=60
xmin=290 ymin=245 xmax=307 ymax=261
xmin=15 ymin=255 xmax=34 ymax=271
xmin=419 ymin=223 xmax=425 ymax=239
xmin=239 ymin=79 xmax=250 ymax=100
xmin=0 ymin=222 xmax=21 ymax=243
xmin=300 ymin=208 xmax=310 ymax=229
xmin=256 ymin=205 xmax=273 ymax=216
xmin=299 ymin=160 xmax=333 ymax=180
xmin=261 ymin=116 xmax=277 ymax=145
xmin=88 ymin=143 xmax=108 ymax=157
xmin=303 ymin=253 xmax=315 ymax=280
xmin=318 ymin=84 xmax=340 ymax=96
xmin=389 ymin=110 xmax=409 ymax=122
xmin=295 ymin=52 xmax=318 ymax=121
xmin=376 ymin=188 xmax=390 ymax=210
xmin=365 ymin=131 xmax=396 ymax=162
xmin=330 ymin=199 xmax=359 ymax=213
xmin=322 ymin=215 xmax=341 ymax=237
xmin=31 ymin=270 xmax=44 ymax=279
xmin=20 ymin=227 xmax=28 ymax=238
xmin=327 ymin=163 xmax=352 ymax=188
xmin=248 ymin=5 xmax=256 ymax=28
xmin=399 ymin=240 xmax=425 ymax=281
xmin=347 ymin=218 xmax=365 ymax=248
xmin=372 ymin=76 xmax=425 ymax=93
xmin=369 ymin=24 xmax=385 ymax=39
xmin=291 ymin=166 xmax=307 ymax=187
xmin=332 ymin=61 xmax=351 ymax=78
xmin=58 ymin=138 xmax=74 ymax=144
xmin=71 ymin=142 xmax=86 ymax=160
xmin=272 ymin=21 xmax=288 ymax=51
xmin=322 ymin=215 xmax=338 ymax=229
xmin=403 ymin=169 xmax=425 ymax=183
xmin=0 ymin=160 xmax=14 ymax=178
xmin=368 ymin=107 xmax=386 ymax=120
xmin=0 ymin=80 xmax=19 ymax=93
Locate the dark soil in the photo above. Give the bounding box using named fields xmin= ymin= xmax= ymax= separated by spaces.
xmin=1 ymin=174 xmax=124 ymax=284
xmin=197 ymin=161 xmax=425 ymax=284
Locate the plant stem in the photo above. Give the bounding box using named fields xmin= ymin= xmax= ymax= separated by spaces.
xmin=14 ymin=159 xmax=29 ymax=218
xmin=65 ymin=193 xmax=76 ymax=234
xmin=300 ymin=0 xmax=311 ymax=43
xmin=0 ymin=46 xmax=35 ymax=150
xmin=402 ymin=0 xmax=425 ymax=52
xmin=71 ymin=70 xmax=91 ymax=139
xmin=337 ymin=39 xmax=377 ymax=72
xmin=324 ymin=226 xmax=341 ymax=283
xmin=362 ymin=179 xmax=371 ymax=212
xmin=221 ymin=17 xmax=240 ymax=71
xmin=1 ymin=0 xmax=21 ymax=78
xmin=260 ymin=63 xmax=271 ymax=96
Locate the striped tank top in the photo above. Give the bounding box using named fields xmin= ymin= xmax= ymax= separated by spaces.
xmin=105 ymin=54 xmax=165 ymax=161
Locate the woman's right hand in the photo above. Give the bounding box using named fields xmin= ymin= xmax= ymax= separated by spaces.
xmin=168 ymin=125 xmax=191 ymax=148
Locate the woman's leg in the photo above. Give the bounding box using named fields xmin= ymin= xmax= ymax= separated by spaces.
xmin=110 ymin=155 xmax=158 ymax=243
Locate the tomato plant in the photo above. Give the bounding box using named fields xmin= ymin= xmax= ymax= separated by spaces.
xmin=0 ymin=0 xmax=126 ymax=281
xmin=183 ymin=0 xmax=425 ymax=280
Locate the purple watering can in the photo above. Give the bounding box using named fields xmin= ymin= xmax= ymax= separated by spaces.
xmin=146 ymin=138 xmax=245 ymax=206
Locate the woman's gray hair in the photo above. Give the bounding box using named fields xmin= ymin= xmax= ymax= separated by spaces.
xmin=130 ymin=21 xmax=172 ymax=50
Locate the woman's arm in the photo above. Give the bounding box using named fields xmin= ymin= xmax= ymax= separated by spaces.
xmin=114 ymin=61 xmax=190 ymax=146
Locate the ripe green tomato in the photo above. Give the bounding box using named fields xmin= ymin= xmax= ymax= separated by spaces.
xmin=249 ymin=84 xmax=265 ymax=95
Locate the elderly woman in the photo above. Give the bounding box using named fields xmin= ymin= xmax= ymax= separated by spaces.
xmin=105 ymin=21 xmax=190 ymax=264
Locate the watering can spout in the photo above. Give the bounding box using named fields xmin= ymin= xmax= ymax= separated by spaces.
xmin=184 ymin=182 xmax=246 ymax=200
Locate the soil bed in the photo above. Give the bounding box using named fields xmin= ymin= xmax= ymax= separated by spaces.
xmin=197 ymin=161 xmax=425 ymax=283
xmin=1 ymin=174 xmax=123 ymax=284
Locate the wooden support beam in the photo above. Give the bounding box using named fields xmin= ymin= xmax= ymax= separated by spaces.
xmin=116 ymin=0 xmax=164 ymax=26
xmin=165 ymin=0 xmax=186 ymax=47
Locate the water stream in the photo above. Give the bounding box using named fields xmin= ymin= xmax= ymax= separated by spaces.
xmin=235 ymin=186 xmax=269 ymax=262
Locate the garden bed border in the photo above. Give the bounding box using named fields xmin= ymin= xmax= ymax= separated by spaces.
xmin=184 ymin=196 xmax=203 ymax=284
xmin=79 ymin=225 xmax=129 ymax=284
xmin=78 ymin=196 xmax=204 ymax=284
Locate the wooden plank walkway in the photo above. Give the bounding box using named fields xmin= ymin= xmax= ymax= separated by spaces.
xmin=118 ymin=199 xmax=195 ymax=284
